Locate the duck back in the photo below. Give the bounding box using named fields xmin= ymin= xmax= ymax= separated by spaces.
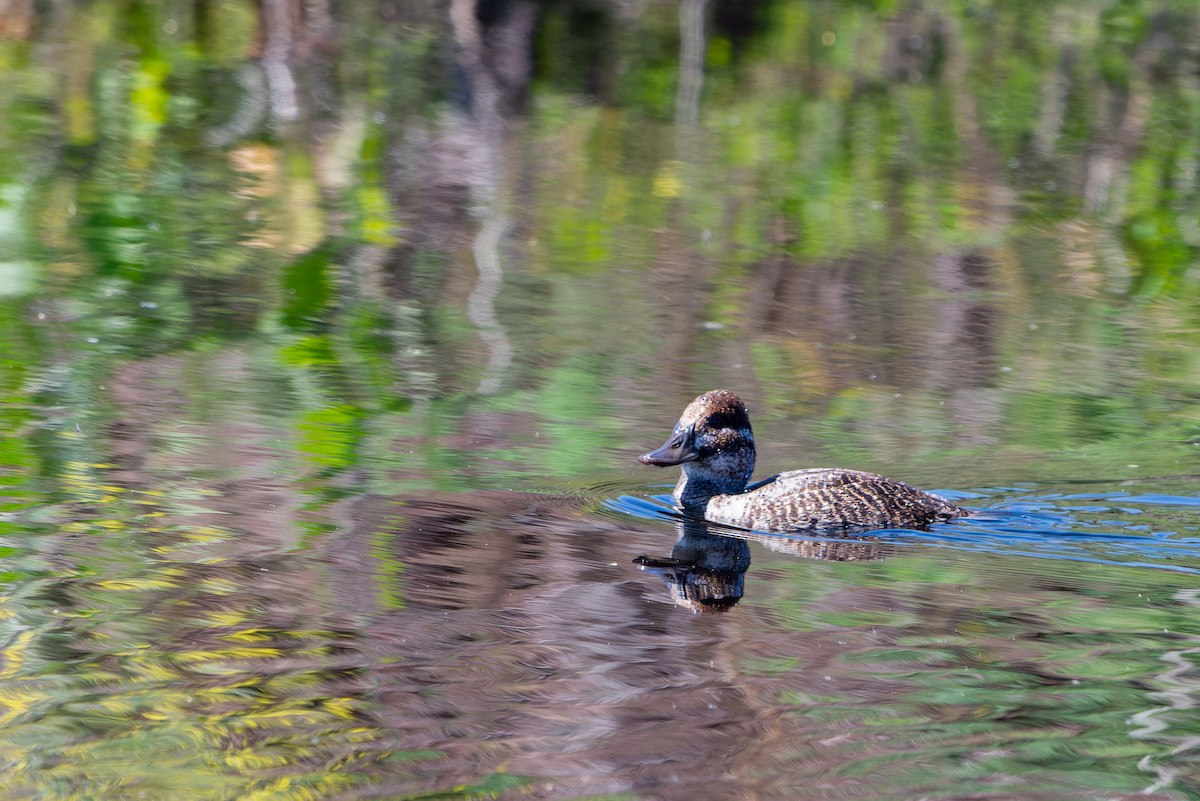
xmin=705 ymin=468 xmax=963 ymax=531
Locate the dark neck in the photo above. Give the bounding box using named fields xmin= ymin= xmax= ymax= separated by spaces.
xmin=673 ymin=453 xmax=755 ymax=509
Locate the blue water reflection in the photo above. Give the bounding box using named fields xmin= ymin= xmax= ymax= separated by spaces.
xmin=605 ymin=480 xmax=1200 ymax=575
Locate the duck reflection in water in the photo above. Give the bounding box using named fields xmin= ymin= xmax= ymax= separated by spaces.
xmin=634 ymin=518 xmax=890 ymax=613
xmin=634 ymin=520 xmax=750 ymax=613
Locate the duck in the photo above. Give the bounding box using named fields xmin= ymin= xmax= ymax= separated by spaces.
xmin=639 ymin=390 xmax=966 ymax=531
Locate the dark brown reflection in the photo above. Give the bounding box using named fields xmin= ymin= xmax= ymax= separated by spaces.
xmin=634 ymin=518 xmax=891 ymax=613
xmin=927 ymin=248 xmax=999 ymax=390
xmin=321 ymin=492 xmax=787 ymax=799
xmin=747 ymin=244 xmax=1003 ymax=395
xmin=327 ymin=489 xmax=915 ymax=798
xmin=634 ymin=519 xmax=752 ymax=613
xmin=748 ymin=246 xmax=922 ymax=388
xmin=926 ymin=248 xmax=1002 ymax=447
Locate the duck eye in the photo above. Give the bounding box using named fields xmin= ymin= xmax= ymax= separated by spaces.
xmin=707 ymin=414 xmax=728 ymax=429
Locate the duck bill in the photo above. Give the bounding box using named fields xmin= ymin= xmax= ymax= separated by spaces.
xmin=639 ymin=425 xmax=699 ymax=467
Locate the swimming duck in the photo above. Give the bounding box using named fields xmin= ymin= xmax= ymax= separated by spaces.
xmin=639 ymin=390 xmax=965 ymax=531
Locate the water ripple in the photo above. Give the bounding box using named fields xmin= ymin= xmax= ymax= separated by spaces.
xmin=604 ymin=478 xmax=1200 ymax=576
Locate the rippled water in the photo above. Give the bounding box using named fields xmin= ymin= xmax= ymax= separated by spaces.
xmin=3 ymin=1 xmax=1200 ymax=799
xmin=612 ymin=477 xmax=1200 ymax=575
xmin=4 ymin=468 xmax=1199 ymax=799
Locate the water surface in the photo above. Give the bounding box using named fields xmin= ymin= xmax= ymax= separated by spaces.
xmin=2 ymin=1 xmax=1200 ymax=799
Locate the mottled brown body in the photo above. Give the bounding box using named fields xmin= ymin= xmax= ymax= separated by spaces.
xmin=640 ymin=390 xmax=966 ymax=532
xmin=706 ymin=468 xmax=963 ymax=531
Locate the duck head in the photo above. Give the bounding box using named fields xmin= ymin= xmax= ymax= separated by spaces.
xmin=639 ymin=390 xmax=756 ymax=508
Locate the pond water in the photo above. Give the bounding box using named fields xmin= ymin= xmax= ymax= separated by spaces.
xmin=2 ymin=1 xmax=1200 ymax=799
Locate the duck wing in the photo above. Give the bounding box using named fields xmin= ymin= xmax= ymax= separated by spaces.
xmin=705 ymin=468 xmax=964 ymax=532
